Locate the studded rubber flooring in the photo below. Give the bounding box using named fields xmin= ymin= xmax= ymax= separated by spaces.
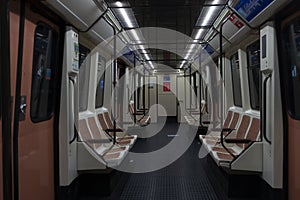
xmin=80 ymin=117 xmax=224 ymax=200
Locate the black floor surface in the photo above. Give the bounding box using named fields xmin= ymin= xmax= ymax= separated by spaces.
xmin=80 ymin=117 xmax=225 ymax=200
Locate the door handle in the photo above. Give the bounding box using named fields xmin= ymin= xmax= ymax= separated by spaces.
xmin=19 ymin=96 xmax=26 ymax=121
xmin=20 ymin=103 xmax=27 ymax=114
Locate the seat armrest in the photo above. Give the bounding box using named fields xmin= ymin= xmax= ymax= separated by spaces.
xmin=211 ymin=128 xmax=222 ymax=132
xmin=133 ymin=112 xmax=145 ymax=116
xmin=86 ymin=139 xmax=112 ymax=144
xmin=220 ymin=130 xmax=238 ymax=158
xmin=190 ymin=111 xmax=200 ymax=115
xmin=222 ymin=128 xmax=234 ymax=132
xmin=106 ymin=128 xmax=123 ymax=132
xmin=224 ymin=139 xmax=252 ymax=144
xmin=138 ymin=108 xmax=148 ymax=111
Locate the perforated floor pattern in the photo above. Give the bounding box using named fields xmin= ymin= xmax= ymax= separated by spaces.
xmin=118 ymin=117 xmax=219 ymax=200
xmin=80 ymin=117 xmax=222 ymax=200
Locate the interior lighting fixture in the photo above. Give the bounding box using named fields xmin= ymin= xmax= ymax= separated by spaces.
xmin=119 ymin=8 xmax=134 ymax=28
xmin=195 ymin=29 xmax=205 ymax=40
xmin=149 ymin=61 xmax=154 ymax=69
xmin=179 ymin=61 xmax=187 ymax=68
xmin=144 ymin=54 xmax=150 ymax=60
xmin=200 ymin=6 xmax=218 ymax=26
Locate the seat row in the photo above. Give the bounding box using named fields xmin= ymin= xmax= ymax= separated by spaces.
xmin=77 ymin=110 xmax=137 ymax=170
xmin=199 ymin=110 xmax=262 ymax=171
xmin=184 ymin=100 xmax=211 ymax=127
xmin=128 ymin=101 xmax=151 ymax=126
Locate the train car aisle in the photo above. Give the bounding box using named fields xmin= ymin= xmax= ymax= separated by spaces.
xmin=79 ymin=117 xmax=222 ymax=200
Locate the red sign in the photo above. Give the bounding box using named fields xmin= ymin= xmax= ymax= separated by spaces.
xmin=229 ymin=14 xmax=244 ymax=29
xmin=163 ymin=82 xmax=171 ymax=92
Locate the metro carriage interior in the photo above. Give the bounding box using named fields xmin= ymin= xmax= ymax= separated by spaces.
xmin=1 ymin=0 xmax=300 ymax=200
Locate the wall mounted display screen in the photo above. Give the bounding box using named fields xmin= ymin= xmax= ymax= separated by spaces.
xmin=234 ymin=0 xmax=274 ymax=22
xmin=121 ymin=47 xmax=135 ymax=64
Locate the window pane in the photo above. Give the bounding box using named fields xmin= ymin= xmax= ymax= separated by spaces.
xmin=79 ymin=44 xmax=91 ymax=112
xmin=30 ymin=23 xmax=58 ymax=122
xmin=283 ymin=19 xmax=300 ymax=118
xmin=247 ymin=40 xmax=261 ymax=110
xmin=230 ymin=53 xmax=243 ymax=107
xmin=95 ymin=56 xmax=105 ymax=108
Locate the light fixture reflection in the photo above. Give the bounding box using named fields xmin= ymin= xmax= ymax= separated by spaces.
xmin=115 ymin=1 xmax=123 ymax=7
xmin=119 ymin=8 xmax=134 ymax=28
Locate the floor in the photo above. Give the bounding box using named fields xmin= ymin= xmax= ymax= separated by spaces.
xmin=79 ymin=117 xmax=225 ymax=200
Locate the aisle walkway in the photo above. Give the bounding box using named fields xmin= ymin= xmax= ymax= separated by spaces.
xmin=119 ymin=117 xmax=219 ymax=200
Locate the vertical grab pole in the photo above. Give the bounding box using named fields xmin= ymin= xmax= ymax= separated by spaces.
xmin=143 ymin=66 xmax=146 ymax=115
xmin=105 ymin=18 xmax=118 ymax=144
xmin=133 ymin=56 xmax=137 ymax=124
xmin=184 ymin=68 xmax=187 ymax=111
xmin=218 ymin=12 xmax=234 ymax=129
xmin=113 ymin=28 xmax=117 ymax=145
xmin=199 ymin=56 xmax=202 ymax=127
xmin=189 ymin=64 xmax=192 ymax=115
xmin=219 ymin=21 xmax=224 ymax=129
xmin=148 ymin=71 xmax=150 ymax=113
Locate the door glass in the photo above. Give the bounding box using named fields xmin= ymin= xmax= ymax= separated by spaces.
xmin=78 ymin=44 xmax=91 ymax=112
xmin=247 ymin=40 xmax=261 ymax=110
xmin=95 ymin=55 xmax=105 ymax=108
xmin=283 ymin=19 xmax=300 ymax=118
xmin=230 ymin=52 xmax=243 ymax=107
xmin=30 ymin=23 xmax=58 ymax=122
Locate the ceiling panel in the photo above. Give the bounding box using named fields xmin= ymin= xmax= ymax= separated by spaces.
xmin=106 ymin=0 xmax=227 ymax=68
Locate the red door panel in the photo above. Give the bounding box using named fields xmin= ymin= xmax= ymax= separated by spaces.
xmin=287 ymin=116 xmax=300 ymax=200
xmin=10 ymin=2 xmax=60 ymax=200
xmin=0 ymin=120 xmax=2 ymax=200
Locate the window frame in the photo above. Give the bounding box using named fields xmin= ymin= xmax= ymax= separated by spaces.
xmin=30 ymin=22 xmax=58 ymax=123
xmin=282 ymin=19 xmax=300 ymax=120
xmin=78 ymin=44 xmax=91 ymax=112
xmin=230 ymin=52 xmax=243 ymax=107
xmin=95 ymin=56 xmax=106 ymax=109
xmin=246 ymin=40 xmax=261 ymax=110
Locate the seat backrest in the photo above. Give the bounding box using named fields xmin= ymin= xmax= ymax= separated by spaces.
xmin=88 ymin=117 xmax=104 ymax=148
xmin=200 ymin=100 xmax=207 ymax=114
xmin=128 ymin=102 xmax=135 ymax=114
xmin=223 ymin=111 xmax=233 ymax=128
xmin=87 ymin=117 xmax=111 ymax=149
xmin=235 ymin=115 xmax=251 ymax=148
xmin=244 ymin=117 xmax=260 ymax=148
xmin=98 ymin=113 xmax=109 ymax=130
xmin=104 ymin=112 xmax=114 ymax=129
xmin=228 ymin=112 xmax=240 ymax=129
xmin=79 ymin=119 xmax=93 ymax=141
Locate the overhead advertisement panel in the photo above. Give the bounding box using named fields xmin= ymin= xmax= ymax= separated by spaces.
xmin=121 ymin=47 xmax=135 ymax=64
xmin=204 ymin=44 xmax=215 ymax=56
xmin=234 ymin=0 xmax=274 ymax=22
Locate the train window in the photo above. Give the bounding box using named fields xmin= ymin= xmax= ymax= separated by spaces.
xmin=230 ymin=53 xmax=243 ymax=107
xmin=283 ymin=19 xmax=300 ymax=118
xmin=79 ymin=44 xmax=91 ymax=112
xmin=30 ymin=23 xmax=58 ymax=123
xmin=95 ymin=56 xmax=105 ymax=108
xmin=247 ymin=41 xmax=261 ymax=110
